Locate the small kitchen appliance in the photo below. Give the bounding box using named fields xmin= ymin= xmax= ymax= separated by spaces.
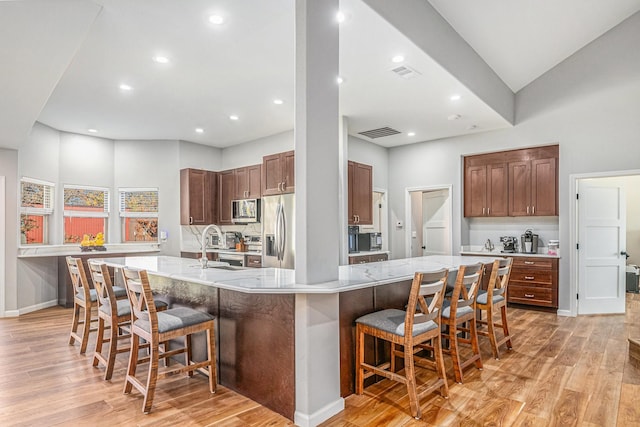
xmin=348 ymin=226 xmax=360 ymax=253
xmin=358 ymin=232 xmax=382 ymax=252
xmin=500 ymin=236 xmax=518 ymax=253
xmin=521 ymin=229 xmax=539 ymax=254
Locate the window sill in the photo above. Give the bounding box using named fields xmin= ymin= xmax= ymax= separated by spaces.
xmin=17 ymin=243 xmax=161 ymax=258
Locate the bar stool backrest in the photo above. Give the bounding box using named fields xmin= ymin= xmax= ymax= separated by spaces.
xmin=450 ymin=262 xmax=484 ymax=311
xmin=405 ymin=269 xmax=448 ymax=339
xmin=121 ymin=267 xmax=156 ymax=325
xmin=488 ymin=258 xmax=513 ymax=299
xmin=66 ymin=256 xmax=91 ymax=302
xmin=88 ymin=261 xmax=117 ymax=314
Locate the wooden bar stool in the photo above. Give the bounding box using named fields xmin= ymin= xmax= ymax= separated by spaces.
xmin=67 ymin=256 xmax=126 ymax=354
xmin=441 ymin=263 xmax=484 ymax=383
xmin=355 ymin=269 xmax=449 ymax=420
xmin=88 ymin=261 xmax=168 ymax=380
xmin=121 ymin=267 xmax=217 ymax=414
xmin=477 ymin=258 xmax=514 ymax=360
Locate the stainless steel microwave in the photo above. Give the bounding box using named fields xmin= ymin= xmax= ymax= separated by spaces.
xmin=232 ymin=199 xmax=260 ymax=223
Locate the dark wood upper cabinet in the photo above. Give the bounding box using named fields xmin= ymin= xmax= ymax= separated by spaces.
xmin=218 ymin=170 xmax=235 ymax=225
xmin=464 ymin=155 xmax=508 ymax=217
xmin=464 ymin=145 xmax=558 ymax=218
xmin=348 ymin=161 xmax=373 ymax=225
xmin=262 ymin=150 xmax=294 ymax=196
xmin=180 ymin=168 xmax=216 ymax=225
xmin=235 ymin=164 xmax=262 ymax=199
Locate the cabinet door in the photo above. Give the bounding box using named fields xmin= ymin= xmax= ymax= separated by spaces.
xmin=464 ymin=165 xmax=487 ymax=217
xmin=247 ymin=164 xmax=262 ymax=198
xmin=235 ymin=167 xmax=249 ymax=199
xmin=352 ymin=162 xmax=373 ymax=225
xmin=282 ymin=151 xmax=295 ymax=194
xmin=508 ymin=161 xmax=531 ymax=216
xmin=531 ymin=158 xmax=557 ymax=216
xmin=487 ymin=163 xmax=508 ymax=216
xmin=180 ymin=168 xmax=212 ymax=225
xmin=262 ymin=153 xmax=283 ymax=196
xmin=219 ymin=170 xmax=235 ymax=225
xmin=347 ymin=161 xmax=355 ymax=224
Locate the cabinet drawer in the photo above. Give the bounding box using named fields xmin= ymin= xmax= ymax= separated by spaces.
xmin=349 ymin=255 xmax=370 ymax=265
xmin=512 ymin=257 xmax=553 ymax=269
xmin=508 ymin=284 xmax=553 ymax=306
xmin=509 ymin=270 xmax=552 ymax=285
xmin=369 ymin=254 xmax=388 ymax=263
xmin=246 ymin=255 xmax=262 ymax=268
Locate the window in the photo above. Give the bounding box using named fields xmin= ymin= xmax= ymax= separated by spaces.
xmin=63 ymin=185 xmax=109 ymax=244
xmin=20 ymin=178 xmax=54 ymax=245
xmin=119 ymin=188 xmax=159 ymax=242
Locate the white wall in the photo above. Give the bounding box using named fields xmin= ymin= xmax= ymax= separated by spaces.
xmin=348 ymin=135 xmax=388 ymax=191
xmin=0 ymin=148 xmax=18 ymax=312
xmin=387 ymin=11 xmax=640 ymax=312
xmin=222 ymin=130 xmax=294 ymax=169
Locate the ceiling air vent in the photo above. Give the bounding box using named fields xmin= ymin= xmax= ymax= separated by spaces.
xmin=358 ymin=127 xmax=401 ymax=139
xmin=391 ymin=64 xmax=421 ymax=79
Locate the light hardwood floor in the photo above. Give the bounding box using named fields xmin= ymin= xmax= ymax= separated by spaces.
xmin=2 ymin=296 xmax=640 ymax=426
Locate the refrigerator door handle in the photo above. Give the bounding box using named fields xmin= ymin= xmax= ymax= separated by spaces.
xmin=275 ymin=202 xmax=282 ymax=261
xmin=279 ymin=201 xmax=286 ymax=262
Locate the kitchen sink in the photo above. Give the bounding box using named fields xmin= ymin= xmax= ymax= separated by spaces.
xmin=189 ymin=264 xmax=244 ymax=271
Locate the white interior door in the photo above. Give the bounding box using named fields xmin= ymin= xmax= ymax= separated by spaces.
xmin=422 ymin=189 xmax=450 ymax=256
xmin=578 ymin=180 xmax=627 ymax=314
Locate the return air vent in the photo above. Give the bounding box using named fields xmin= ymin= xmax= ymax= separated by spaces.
xmin=358 ymin=127 xmax=401 ymax=139
xmin=391 ymin=64 xmax=421 ymax=79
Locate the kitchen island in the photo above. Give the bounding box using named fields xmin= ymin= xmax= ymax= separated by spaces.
xmin=97 ymin=254 xmax=498 ymax=425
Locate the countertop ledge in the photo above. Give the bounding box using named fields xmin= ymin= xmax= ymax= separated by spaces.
xmin=18 ymin=243 xmax=161 ymax=258
xmin=460 ymin=247 xmax=560 ymax=259
xmin=348 ymin=250 xmax=389 ymax=257
xmin=96 ymin=254 xmax=501 ymax=295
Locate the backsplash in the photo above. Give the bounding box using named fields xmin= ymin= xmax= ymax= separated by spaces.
xmin=467 ymin=217 xmax=559 ymax=252
xmin=180 ymin=223 xmax=262 ymax=252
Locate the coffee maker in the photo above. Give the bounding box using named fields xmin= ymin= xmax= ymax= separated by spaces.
xmin=521 ymin=229 xmax=539 ymax=254
xmin=500 ymin=236 xmax=518 ymax=253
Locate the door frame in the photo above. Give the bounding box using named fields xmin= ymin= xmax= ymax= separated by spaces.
xmin=404 ymin=185 xmax=453 ymax=258
xmin=0 ymin=176 xmax=5 ymax=317
xmin=570 ymin=169 xmax=640 ymax=317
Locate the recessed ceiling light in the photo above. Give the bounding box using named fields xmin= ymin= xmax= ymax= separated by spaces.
xmin=153 ymin=55 xmax=169 ymax=64
xmin=87 ymin=128 xmax=98 ymax=133
xmin=336 ymin=76 xmax=344 ymax=84
xmin=229 ymin=115 xmax=239 ymax=121
xmin=195 ymin=128 xmax=204 ymax=134
xmin=407 ymin=132 xmax=416 ymax=137
xmin=209 ymin=14 xmax=224 ymax=25
xmin=273 ymin=99 xmax=284 ymax=105
xmin=448 ymin=114 xmax=461 ymax=121
xmin=391 ymin=55 xmax=405 ymax=63
xmin=336 ymin=11 xmax=346 ymax=23
xmin=119 ymin=84 xmax=133 ymax=91
xmin=450 ymin=94 xmax=461 ymax=101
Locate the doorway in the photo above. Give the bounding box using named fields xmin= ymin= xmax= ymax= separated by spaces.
xmin=571 ymin=171 xmax=640 ymax=315
xmin=406 ymin=186 xmax=452 ymax=258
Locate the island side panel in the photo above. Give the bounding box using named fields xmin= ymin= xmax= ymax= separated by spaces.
xmin=218 ymin=289 xmax=295 ymax=420
xmin=338 ymin=279 xmax=413 ymax=397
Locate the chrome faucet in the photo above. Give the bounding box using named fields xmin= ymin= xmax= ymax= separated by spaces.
xmin=200 ymin=224 xmax=223 ymax=268
xmin=484 ymin=239 xmax=495 ymax=252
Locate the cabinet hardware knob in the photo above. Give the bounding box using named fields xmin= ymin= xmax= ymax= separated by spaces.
xmin=525 ymin=276 xmax=535 ymax=280
xmin=189 ymin=216 xmax=193 ymax=225
xmin=482 ymin=207 xmax=485 ymax=215
xmin=524 ymin=261 xmax=535 ymax=265
xmin=524 ymin=293 xmax=534 ymax=298
xmin=533 ymin=206 xmax=536 ymax=214
xmin=527 ymin=206 xmax=529 ymax=214
xmin=487 ymin=208 xmax=490 ymax=215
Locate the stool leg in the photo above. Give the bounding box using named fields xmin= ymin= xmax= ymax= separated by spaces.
xmin=404 ymin=343 xmax=421 ymax=419
xmin=105 ymin=319 xmax=118 ymax=380
xmin=487 ymin=307 xmax=500 ymax=360
xmin=434 ymin=335 xmax=449 ymax=398
xmin=142 ymin=340 xmax=160 ymax=414
xmin=93 ymin=317 xmax=105 ymax=367
xmin=79 ymin=304 xmax=92 ymax=354
xmin=470 ymin=317 xmax=483 ymax=370
xmin=124 ymin=334 xmax=140 ymax=394
xmin=69 ymin=302 xmax=80 ymax=345
xmin=501 ymin=305 xmax=513 ymax=350
xmin=355 ymin=325 xmax=364 ymax=395
xmin=207 ymin=326 xmax=217 ymax=393
xmin=449 ymin=324 xmax=463 ymax=383
xmin=186 ymin=334 xmax=193 ymax=377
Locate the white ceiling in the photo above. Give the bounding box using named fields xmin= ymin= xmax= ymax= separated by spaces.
xmin=2 ymin=0 xmax=639 ymax=150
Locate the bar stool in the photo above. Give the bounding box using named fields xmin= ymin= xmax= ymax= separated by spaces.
xmin=66 ymin=256 xmax=126 ymax=354
xmin=441 ymin=262 xmax=484 ymax=383
xmin=87 ymin=261 xmax=167 ymax=380
xmin=355 ymin=269 xmax=449 ymax=419
xmin=476 ymin=258 xmax=514 ymax=360
xmin=121 ymin=267 xmax=217 ymax=414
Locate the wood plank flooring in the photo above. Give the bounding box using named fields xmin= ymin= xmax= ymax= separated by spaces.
xmin=2 ymin=295 xmax=640 ymax=426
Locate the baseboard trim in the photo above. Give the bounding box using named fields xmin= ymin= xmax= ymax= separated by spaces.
xmin=294 ymin=397 xmax=344 ymax=427
xmin=2 ymin=310 xmax=19 ymax=318
xmin=18 ymin=300 xmax=59 ymax=316
xmin=556 ymin=309 xmax=574 ymax=317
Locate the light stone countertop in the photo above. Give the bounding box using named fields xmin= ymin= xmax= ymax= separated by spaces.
xmin=17 ymin=243 xmax=161 ymax=258
xmin=95 ymin=254 xmax=501 ymax=295
xmin=348 ymin=250 xmax=389 ymax=257
xmin=460 ymin=245 xmax=560 ymax=259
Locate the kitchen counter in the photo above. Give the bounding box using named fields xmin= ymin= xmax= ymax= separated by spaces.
xmin=182 ymin=248 xmax=262 ymax=256
xmin=460 ymin=245 xmax=560 ymax=259
xmin=96 ymin=254 xmax=498 ymax=295
xmin=347 ymin=250 xmax=389 ymax=257
xmin=17 ymin=243 xmax=161 ymax=258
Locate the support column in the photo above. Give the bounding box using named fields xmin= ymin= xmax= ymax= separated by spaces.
xmin=293 ymin=0 xmax=343 ymax=425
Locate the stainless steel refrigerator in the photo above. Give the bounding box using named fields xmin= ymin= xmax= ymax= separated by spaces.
xmin=262 ymin=193 xmax=295 ymax=268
